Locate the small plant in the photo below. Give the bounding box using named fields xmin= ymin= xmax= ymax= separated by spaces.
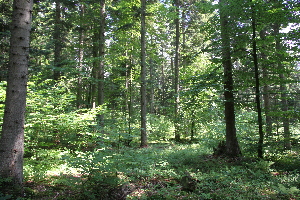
xmin=274 ymin=184 xmax=300 ymax=198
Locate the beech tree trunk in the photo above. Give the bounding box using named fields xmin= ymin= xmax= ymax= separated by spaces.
xmin=0 ymin=0 xmax=33 ymax=193
xmin=219 ymin=0 xmax=241 ymax=157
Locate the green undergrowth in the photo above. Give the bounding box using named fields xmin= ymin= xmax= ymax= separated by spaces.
xmin=0 ymin=81 xmax=299 ymax=199
xmin=16 ymin=143 xmax=300 ymax=200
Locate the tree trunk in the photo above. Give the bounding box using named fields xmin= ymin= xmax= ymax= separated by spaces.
xmin=259 ymin=29 xmax=272 ymax=138
xmin=0 ymin=0 xmax=33 ymax=193
xmin=76 ymin=4 xmax=85 ymax=109
xmin=90 ymin=27 xmax=99 ymax=108
xmin=53 ymin=0 xmax=62 ymax=80
xmin=174 ymin=0 xmax=180 ymax=141
xmin=160 ymin=54 xmax=166 ymax=115
xmin=190 ymin=112 xmax=195 ymax=141
xmin=0 ymin=1 xmax=10 ymax=82
xmin=97 ymin=0 xmax=106 ymax=128
xmin=273 ymin=23 xmax=291 ymax=150
xmin=251 ymin=2 xmax=264 ymax=158
xmin=140 ymin=0 xmax=147 ymax=147
xmin=219 ymin=0 xmax=241 ymax=157
xmin=126 ymin=48 xmax=134 ymax=145
xmin=149 ymin=57 xmax=155 ymax=114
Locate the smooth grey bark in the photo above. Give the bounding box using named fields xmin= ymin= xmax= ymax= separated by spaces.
xmin=0 ymin=0 xmax=33 ymax=192
xmin=140 ymin=0 xmax=147 ymax=147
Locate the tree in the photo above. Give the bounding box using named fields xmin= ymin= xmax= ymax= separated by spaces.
xmin=76 ymin=3 xmax=86 ymax=109
xmin=260 ymin=27 xmax=273 ymax=138
xmin=53 ymin=0 xmax=63 ymax=80
xmin=219 ymin=0 xmax=241 ymax=157
xmin=173 ymin=0 xmax=180 ymax=141
xmin=0 ymin=0 xmax=33 ymax=193
xmin=250 ymin=0 xmax=264 ymax=158
xmin=140 ymin=0 xmax=147 ymax=147
xmin=97 ymin=0 xmax=106 ymax=127
xmin=0 ymin=0 xmax=11 ymax=82
xmin=260 ymin=0 xmax=296 ymax=150
xmin=273 ymin=22 xmax=291 ymax=150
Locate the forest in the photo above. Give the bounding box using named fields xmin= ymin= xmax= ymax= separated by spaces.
xmin=0 ymin=0 xmax=299 ymax=199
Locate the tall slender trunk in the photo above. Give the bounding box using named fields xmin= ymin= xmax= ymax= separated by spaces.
xmin=251 ymin=2 xmax=264 ymax=158
xmin=77 ymin=4 xmax=85 ymax=109
xmin=140 ymin=0 xmax=147 ymax=147
xmin=190 ymin=111 xmax=196 ymax=141
xmin=273 ymin=23 xmax=291 ymax=150
xmin=149 ymin=57 xmax=155 ymax=114
xmin=259 ymin=29 xmax=272 ymax=137
xmin=126 ymin=48 xmax=134 ymax=145
xmin=219 ymin=0 xmax=241 ymax=157
xmin=160 ymin=51 xmax=166 ymax=115
xmin=97 ymin=0 xmax=106 ymax=128
xmin=0 ymin=0 xmax=33 ymax=193
xmin=174 ymin=0 xmax=180 ymax=141
xmin=90 ymin=27 xmax=99 ymax=108
xmin=53 ymin=0 xmax=62 ymax=80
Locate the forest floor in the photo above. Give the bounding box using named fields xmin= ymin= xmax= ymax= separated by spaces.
xmin=18 ymin=142 xmax=300 ymax=199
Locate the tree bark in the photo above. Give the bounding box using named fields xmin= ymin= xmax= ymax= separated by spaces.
xmin=0 ymin=0 xmax=33 ymax=193
xmin=273 ymin=23 xmax=291 ymax=150
xmin=76 ymin=4 xmax=85 ymax=109
xmin=149 ymin=57 xmax=155 ymax=114
xmin=219 ymin=0 xmax=241 ymax=157
xmin=260 ymin=29 xmax=272 ymax=138
xmin=251 ymin=2 xmax=264 ymax=158
xmin=174 ymin=0 xmax=180 ymax=141
xmin=126 ymin=47 xmax=134 ymax=145
xmin=160 ymin=53 xmax=166 ymax=115
xmin=140 ymin=0 xmax=147 ymax=147
xmin=53 ymin=0 xmax=62 ymax=80
xmin=0 ymin=1 xmax=10 ymax=82
xmin=97 ymin=0 xmax=106 ymax=128
xmin=90 ymin=27 xmax=99 ymax=108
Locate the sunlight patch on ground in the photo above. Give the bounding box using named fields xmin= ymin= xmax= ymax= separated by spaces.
xmin=45 ymin=163 xmax=82 ymax=177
